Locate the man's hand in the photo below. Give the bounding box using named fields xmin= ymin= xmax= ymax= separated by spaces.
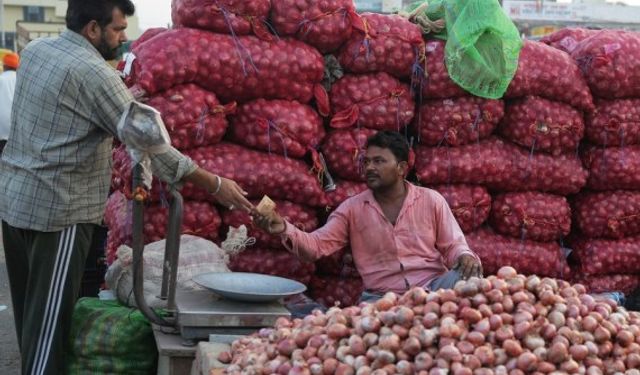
xmin=453 ymin=254 xmax=483 ymax=280
xmin=214 ymin=176 xmax=255 ymax=213
xmin=253 ymin=211 xmax=286 ymax=235
xmin=184 ymin=168 xmax=254 ymax=213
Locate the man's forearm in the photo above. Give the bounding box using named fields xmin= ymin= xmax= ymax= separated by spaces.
xmin=281 ymin=219 xmax=349 ymax=262
xmin=281 ymin=222 xmax=323 ymax=262
xmin=182 ymin=167 xmax=219 ymax=193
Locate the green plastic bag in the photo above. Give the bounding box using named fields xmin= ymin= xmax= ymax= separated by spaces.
xmin=404 ymin=0 xmax=522 ymax=99
xmin=66 ymin=298 xmax=159 ymax=375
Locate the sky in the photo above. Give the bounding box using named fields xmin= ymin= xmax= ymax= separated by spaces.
xmin=133 ymin=0 xmax=640 ymax=30
xmin=133 ymin=0 xmax=172 ymax=29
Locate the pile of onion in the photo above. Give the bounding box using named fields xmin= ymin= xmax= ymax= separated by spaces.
xmin=220 ymin=266 xmax=640 ymax=375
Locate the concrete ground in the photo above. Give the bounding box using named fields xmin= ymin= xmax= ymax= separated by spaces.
xmin=0 ymin=237 xmax=21 ymax=375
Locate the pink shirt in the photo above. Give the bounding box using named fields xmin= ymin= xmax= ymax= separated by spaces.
xmin=283 ymin=183 xmax=480 ymax=294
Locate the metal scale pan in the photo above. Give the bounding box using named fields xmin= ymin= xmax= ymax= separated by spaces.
xmin=174 ymin=273 xmax=305 ymax=342
xmin=193 ymin=272 xmax=307 ymax=303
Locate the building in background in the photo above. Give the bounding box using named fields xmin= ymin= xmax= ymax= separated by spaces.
xmin=355 ymin=0 xmax=640 ymax=37
xmin=503 ymin=0 xmax=640 ymax=38
xmin=0 ymin=0 xmax=142 ymax=51
xmin=355 ymin=0 xmax=415 ymax=13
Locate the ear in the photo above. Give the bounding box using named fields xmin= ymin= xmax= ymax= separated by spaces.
xmin=81 ymin=20 xmax=102 ymax=43
xmin=397 ymin=160 xmax=409 ymax=177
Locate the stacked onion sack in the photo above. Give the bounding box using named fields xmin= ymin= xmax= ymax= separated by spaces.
xmin=108 ymin=0 xmax=350 ymax=291
xmin=312 ymin=12 xmax=426 ymax=307
xmin=414 ymin=38 xmax=594 ymax=281
xmin=220 ymin=266 xmax=640 ymax=374
xmin=541 ymin=29 xmax=640 ymax=295
xmin=105 ymin=79 xmax=231 ymax=264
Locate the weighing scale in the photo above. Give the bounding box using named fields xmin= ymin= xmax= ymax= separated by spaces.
xmin=128 ymin=164 xmax=300 ymax=347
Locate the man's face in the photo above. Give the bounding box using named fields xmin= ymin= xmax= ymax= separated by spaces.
xmin=363 ymin=146 xmax=406 ymax=191
xmin=95 ymin=8 xmax=128 ymax=60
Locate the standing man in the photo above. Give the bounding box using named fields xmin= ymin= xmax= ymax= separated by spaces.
xmin=0 ymin=1 xmax=253 ymax=374
xmin=0 ymin=52 xmax=18 ymax=154
xmin=256 ymin=131 xmax=482 ymax=303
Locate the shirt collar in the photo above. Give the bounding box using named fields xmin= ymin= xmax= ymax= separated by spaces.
xmin=363 ymin=181 xmax=419 ymax=205
xmin=60 ymin=30 xmax=103 ymax=59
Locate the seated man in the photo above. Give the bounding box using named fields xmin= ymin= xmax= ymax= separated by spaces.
xmin=255 ymin=131 xmax=482 ymax=303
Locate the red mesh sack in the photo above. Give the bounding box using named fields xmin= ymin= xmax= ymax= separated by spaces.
xmin=124 ymin=29 xmax=327 ymax=110
xmin=130 ymin=27 xmax=167 ymax=50
xmin=430 ymin=185 xmax=491 ymax=233
xmin=416 ymin=97 xmax=504 ymax=147
xmin=337 ymin=13 xmax=423 ymax=78
xmin=309 ymin=274 xmax=364 ymax=308
xmin=111 ymin=146 xmax=141 ymax=199
xmin=490 ymin=192 xmax=571 ymax=242
xmin=270 ymin=0 xmax=357 ymax=53
xmin=228 ymin=248 xmax=316 ymax=284
xmin=104 ymin=191 xmax=130 ymax=264
xmin=323 ymin=180 xmax=368 ymax=211
xmin=508 ymin=152 xmax=587 ymax=195
xmin=585 ymin=99 xmax=640 ymax=147
xmin=499 ymin=96 xmax=585 ymax=156
xmin=582 ymin=145 xmax=640 ymax=191
xmin=329 ymin=72 xmax=415 ymax=131
xmin=415 ymin=137 xmax=588 ymax=195
xmin=571 ymin=30 xmax=640 ymax=99
xmin=540 ymin=28 xmax=598 ymax=54
xmin=466 ymin=228 xmax=570 ymax=278
xmin=105 ymin=229 xmax=121 ymax=265
xmin=171 ymin=0 xmax=272 ymax=39
xmin=506 ymin=40 xmax=594 ymax=111
xmin=229 ymin=99 xmax=324 ymax=158
xmin=420 ymin=39 xmax=467 ymax=99
xmin=221 ymin=200 xmax=318 ymax=249
xmin=330 ymin=73 xmax=415 ymax=131
xmin=569 ymin=236 xmax=640 ymax=276
xmin=416 ymin=139 xmax=514 ymax=189
xmin=103 ymin=191 xmax=222 ymax=253
xmin=146 ymin=84 xmax=233 ymax=150
xmin=321 ymin=128 xmax=377 ymax=182
xmin=184 ymin=144 xmax=327 ymax=206
xmin=111 ymin=146 xmax=182 ymax=203
xmin=315 ymin=248 xmax=360 ymax=279
xmin=112 ymin=143 xmax=327 ymax=207
xmin=573 ymin=191 xmax=640 ymax=239
xmin=573 ymin=274 xmax=640 ymax=295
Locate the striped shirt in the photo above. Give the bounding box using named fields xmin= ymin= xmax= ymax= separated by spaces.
xmin=0 ymin=30 xmax=197 ymax=232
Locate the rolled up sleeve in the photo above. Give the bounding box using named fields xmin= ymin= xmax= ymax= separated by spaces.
xmin=149 ymin=146 xmax=198 ymax=184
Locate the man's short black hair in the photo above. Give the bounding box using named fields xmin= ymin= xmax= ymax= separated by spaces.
xmin=66 ymin=0 xmax=135 ymax=33
xmin=366 ymin=131 xmax=410 ymax=163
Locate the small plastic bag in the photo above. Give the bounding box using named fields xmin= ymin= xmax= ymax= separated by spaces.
xmin=117 ymin=101 xmax=172 ymax=188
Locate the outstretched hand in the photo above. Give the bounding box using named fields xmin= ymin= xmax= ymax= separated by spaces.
xmin=453 ymin=254 xmax=483 ymax=279
xmin=253 ymin=211 xmax=286 ymax=235
xmin=183 ymin=168 xmax=254 ymax=213
xmin=213 ymin=176 xmax=254 ymax=213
